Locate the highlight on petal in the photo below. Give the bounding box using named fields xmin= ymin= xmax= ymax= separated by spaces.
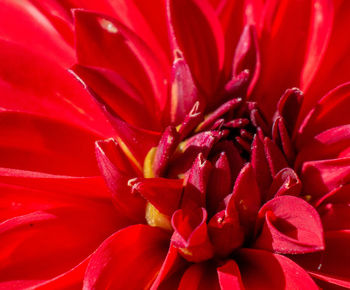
xmin=83 ymin=225 xmax=170 ymax=289
xmin=74 ymin=9 xmax=167 ymax=114
xmin=254 ymin=196 xmax=324 ymax=254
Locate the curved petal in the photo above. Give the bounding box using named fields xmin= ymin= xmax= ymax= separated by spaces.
xmin=254 ymin=196 xmax=324 ymax=254
xmin=0 ymin=40 xmax=113 ymax=137
xmin=83 ymin=224 xmax=170 ymax=289
xmin=0 ymin=0 xmax=74 ymax=66
xmin=74 ymin=9 xmax=167 ymax=116
xmin=0 ymin=204 xmax=126 ymax=286
xmin=236 ymin=248 xmax=318 ymax=289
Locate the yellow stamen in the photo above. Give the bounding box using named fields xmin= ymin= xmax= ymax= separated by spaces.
xmin=145 ymin=203 xmax=172 ymax=231
xmin=143 ymin=147 xmax=157 ymax=178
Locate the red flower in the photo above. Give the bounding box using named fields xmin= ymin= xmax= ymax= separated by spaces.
xmin=1 ymin=0 xmax=350 ymax=289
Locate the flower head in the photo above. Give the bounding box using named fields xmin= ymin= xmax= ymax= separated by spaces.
xmin=1 ymin=0 xmax=350 ymax=289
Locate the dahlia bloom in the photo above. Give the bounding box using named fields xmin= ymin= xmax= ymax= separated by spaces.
xmin=1 ymin=0 xmax=350 ymax=289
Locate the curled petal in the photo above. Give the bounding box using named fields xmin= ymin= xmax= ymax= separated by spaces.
xmin=254 ymin=196 xmax=324 ymax=254
xmin=171 ymin=208 xmax=214 ymax=263
xmin=267 ymin=168 xmax=301 ymax=200
xmin=83 ymin=225 xmax=170 ymax=289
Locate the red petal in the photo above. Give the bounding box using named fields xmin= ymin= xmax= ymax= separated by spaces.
xmin=171 ymin=208 xmax=214 ymax=263
xmin=0 ymin=40 xmax=112 ymax=137
xmin=95 ymin=139 xmax=145 ymax=222
xmin=272 ymin=117 xmax=295 ymax=164
xmin=151 ymin=245 xmax=187 ymax=289
xmin=178 ymin=263 xmax=220 ymax=290
xmin=83 ymin=225 xmax=170 ymax=289
xmin=236 ymin=249 xmax=318 ymax=289
xmin=0 ymin=0 xmax=74 ymax=66
xmin=105 ymin=114 xmax=160 ymax=169
xmin=153 ymin=126 xmax=180 ymax=177
xmin=264 ymin=137 xmax=288 ymax=176
xmin=233 ymin=25 xmax=260 ymax=94
xmin=252 ymin=0 xmax=313 ymax=118
xmin=217 ymin=260 xmax=244 ymax=290
xmin=301 ymin=157 xmax=350 ymax=200
xmin=251 ymin=130 xmax=272 ymax=199
xmin=298 ymin=82 xmax=350 ymax=147
xmin=296 ymin=124 xmax=350 ymax=170
xmin=228 ymin=163 xmax=261 ymax=236
xmin=275 ymin=88 xmax=304 ymax=136
xmin=0 ymin=204 xmax=126 ymax=285
xmin=167 ymin=0 xmax=225 ymax=97
xmin=302 ymin=1 xmax=350 ymax=114
xmin=293 ymin=230 xmax=350 ymax=289
xmin=72 ymin=65 xmax=159 ymax=130
xmin=254 ymin=196 xmax=324 ymax=254
xmin=300 ymin=0 xmax=334 ymax=92
xmin=208 ymin=208 xmax=244 ymax=257
xmin=0 ymin=111 xmax=100 ymax=176
xmin=167 ymin=51 xmax=201 ymax=124
xmin=181 ymin=154 xmax=212 ymax=210
xmin=74 ymin=9 xmax=167 ymax=113
xmin=130 ymin=177 xmax=183 ymax=216
xmin=207 ymin=152 xmax=233 ymax=214
xmin=267 ymin=168 xmax=301 ymax=200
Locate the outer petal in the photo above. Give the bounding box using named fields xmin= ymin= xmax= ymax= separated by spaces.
xmin=293 ymin=230 xmax=350 ymax=289
xmin=167 ymin=0 xmax=225 ymax=99
xmin=0 ymin=0 xmax=74 ymax=66
xmin=252 ymin=0 xmax=313 ymax=118
xmin=0 ymin=203 xmax=127 ymax=287
xmin=253 ymin=196 xmax=324 ymax=254
xmin=0 ymin=40 xmax=113 ymax=137
xmin=83 ymin=225 xmax=170 ymax=289
xmin=236 ymin=249 xmax=318 ymax=289
xmin=302 ymin=1 xmax=350 ymax=114
xmin=0 ymin=111 xmax=100 ymax=176
xmin=74 ymin=9 xmax=167 ymax=116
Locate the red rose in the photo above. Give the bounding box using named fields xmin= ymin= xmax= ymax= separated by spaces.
xmin=0 ymin=0 xmax=349 ymax=289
